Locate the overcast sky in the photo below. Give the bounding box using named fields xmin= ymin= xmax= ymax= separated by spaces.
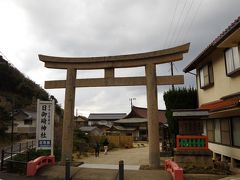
xmin=0 ymin=0 xmax=239 ymax=117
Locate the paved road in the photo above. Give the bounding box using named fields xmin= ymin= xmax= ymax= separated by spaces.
xmin=37 ymin=143 xmax=173 ymax=180
xmin=0 ymin=171 xmax=46 ymax=180
xmin=38 ymin=165 xmax=173 ymax=180
xmin=79 ymin=163 xmax=140 ymax=170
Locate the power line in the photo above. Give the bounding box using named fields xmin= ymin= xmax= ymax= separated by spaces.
xmin=173 ymin=0 xmax=194 ymax=45
xmin=181 ymin=0 xmax=204 ymax=43
xmin=168 ymin=0 xmax=188 ymax=47
xmin=163 ymin=0 xmax=179 ymax=48
xmin=173 ymin=62 xmax=179 ymax=73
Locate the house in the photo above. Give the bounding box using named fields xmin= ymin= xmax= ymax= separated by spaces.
xmin=74 ymin=115 xmax=88 ymax=129
xmin=113 ymin=117 xmax=147 ymax=140
xmin=113 ymin=106 xmax=168 ymax=141
xmin=184 ymin=16 xmax=240 ymax=169
xmin=7 ymin=109 xmax=36 ymax=136
xmin=88 ymin=113 xmax=126 ymax=127
xmin=79 ymin=126 xmax=102 ymax=136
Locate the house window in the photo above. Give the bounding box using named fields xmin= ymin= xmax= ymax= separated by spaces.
xmin=199 ymin=63 xmax=214 ymax=88
xmin=225 ymin=46 xmax=240 ymax=75
xmin=207 ymin=120 xmax=214 ymax=142
xmin=203 ymin=120 xmax=207 ymax=136
xmin=214 ymin=119 xmax=221 ymax=143
xmin=24 ymin=119 xmax=32 ymax=125
xmin=220 ymin=119 xmax=230 ymax=145
xmin=232 ymin=117 xmax=240 ymax=147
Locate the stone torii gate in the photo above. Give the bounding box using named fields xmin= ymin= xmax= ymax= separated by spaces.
xmin=39 ymin=43 xmax=190 ymax=168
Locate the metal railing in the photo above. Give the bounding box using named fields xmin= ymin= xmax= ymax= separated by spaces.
xmin=0 ymin=140 xmax=35 ymax=171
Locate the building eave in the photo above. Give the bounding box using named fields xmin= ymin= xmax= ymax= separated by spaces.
xmin=184 ymin=16 xmax=240 ymax=73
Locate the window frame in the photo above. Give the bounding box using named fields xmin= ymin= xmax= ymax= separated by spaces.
xmin=24 ymin=119 xmax=32 ymax=125
xmin=220 ymin=118 xmax=231 ymax=145
xmin=199 ymin=63 xmax=214 ymax=89
xmin=206 ymin=120 xmax=214 ymax=142
xmin=224 ymin=45 xmax=240 ymax=76
xmin=214 ymin=119 xmax=221 ymax=143
xmin=231 ymin=117 xmax=240 ymax=147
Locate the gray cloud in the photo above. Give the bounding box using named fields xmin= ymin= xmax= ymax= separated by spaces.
xmin=1 ymin=0 xmax=240 ymax=115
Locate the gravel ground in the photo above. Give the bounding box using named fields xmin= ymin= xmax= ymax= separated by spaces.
xmin=75 ymin=142 xmax=168 ymax=166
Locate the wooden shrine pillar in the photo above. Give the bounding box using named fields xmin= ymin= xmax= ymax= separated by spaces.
xmin=61 ymin=68 xmax=76 ymax=162
xmin=145 ymin=64 xmax=160 ymax=168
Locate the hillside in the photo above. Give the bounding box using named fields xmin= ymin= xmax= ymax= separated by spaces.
xmin=0 ymin=56 xmax=49 ymax=110
xmin=0 ymin=55 xmax=63 ymax=137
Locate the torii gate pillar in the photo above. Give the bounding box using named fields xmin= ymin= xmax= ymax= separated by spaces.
xmin=146 ymin=64 xmax=160 ymax=168
xmin=62 ymin=68 xmax=76 ymax=161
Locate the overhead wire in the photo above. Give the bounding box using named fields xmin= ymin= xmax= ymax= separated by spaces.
xmin=167 ymin=0 xmax=188 ymax=47
xmin=173 ymin=0 xmax=194 ymax=45
xmin=164 ymin=0 xmax=188 ymax=84
xmin=173 ymin=63 xmax=179 ymax=73
xmin=163 ymin=0 xmax=180 ymax=48
xmin=181 ymin=0 xmax=204 ymax=43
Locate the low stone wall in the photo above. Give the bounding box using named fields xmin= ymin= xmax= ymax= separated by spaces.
xmin=174 ymin=149 xmax=213 ymax=168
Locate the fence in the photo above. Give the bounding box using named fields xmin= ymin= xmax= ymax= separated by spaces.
xmin=107 ymin=135 xmax=133 ymax=148
xmin=176 ymin=135 xmax=208 ymax=150
xmin=0 ymin=140 xmax=35 ymax=171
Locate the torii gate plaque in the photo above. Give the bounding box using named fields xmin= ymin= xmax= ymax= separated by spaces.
xmin=39 ymin=43 xmax=190 ymax=168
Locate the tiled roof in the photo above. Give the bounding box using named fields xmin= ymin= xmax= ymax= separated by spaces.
xmin=173 ymin=109 xmax=209 ymax=117
xmin=184 ymin=16 xmax=240 ymax=72
xmin=109 ymin=125 xmax=136 ymax=131
xmin=79 ymin=126 xmax=98 ymax=132
xmin=125 ymin=106 xmax=167 ymax=124
xmin=88 ymin=113 xmax=127 ymax=120
xmin=114 ymin=118 xmax=147 ymax=124
xmin=13 ymin=109 xmax=37 ymax=120
xmin=74 ymin=115 xmax=88 ymax=121
xmin=199 ymin=97 xmax=240 ymax=112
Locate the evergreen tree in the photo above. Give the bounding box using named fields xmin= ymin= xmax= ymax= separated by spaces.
xmin=163 ymin=87 xmax=198 ymax=146
xmin=0 ymin=107 xmax=10 ymax=137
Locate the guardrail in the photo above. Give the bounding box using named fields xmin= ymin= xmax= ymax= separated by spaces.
xmin=165 ymin=160 xmax=183 ymax=180
xmin=176 ymin=135 xmax=208 ymax=150
xmin=27 ymin=155 xmax=55 ymax=176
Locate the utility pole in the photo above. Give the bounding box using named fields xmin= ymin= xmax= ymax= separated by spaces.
xmin=76 ymin=109 xmax=78 ymax=116
xmin=170 ymin=62 xmax=175 ymax=90
xmin=10 ymin=98 xmax=15 ymax=160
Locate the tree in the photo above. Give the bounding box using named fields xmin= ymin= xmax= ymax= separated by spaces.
xmin=0 ymin=107 xmax=10 ymax=137
xmin=163 ymin=87 xmax=198 ymax=146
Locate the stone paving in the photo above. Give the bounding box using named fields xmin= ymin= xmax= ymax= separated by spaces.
xmin=79 ymin=163 xmax=140 ymax=170
xmin=37 ymin=143 xmax=173 ymax=179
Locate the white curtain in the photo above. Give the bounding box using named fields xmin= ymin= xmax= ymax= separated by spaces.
xmin=233 ymin=46 xmax=240 ymax=69
xmin=225 ymin=48 xmax=234 ymax=74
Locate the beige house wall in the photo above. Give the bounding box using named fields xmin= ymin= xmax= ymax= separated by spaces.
xmin=197 ymin=49 xmax=240 ymax=106
xmin=197 ymin=49 xmax=240 ymax=163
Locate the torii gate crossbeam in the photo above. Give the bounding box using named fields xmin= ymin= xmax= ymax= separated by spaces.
xmin=39 ymin=43 xmax=190 ymax=168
